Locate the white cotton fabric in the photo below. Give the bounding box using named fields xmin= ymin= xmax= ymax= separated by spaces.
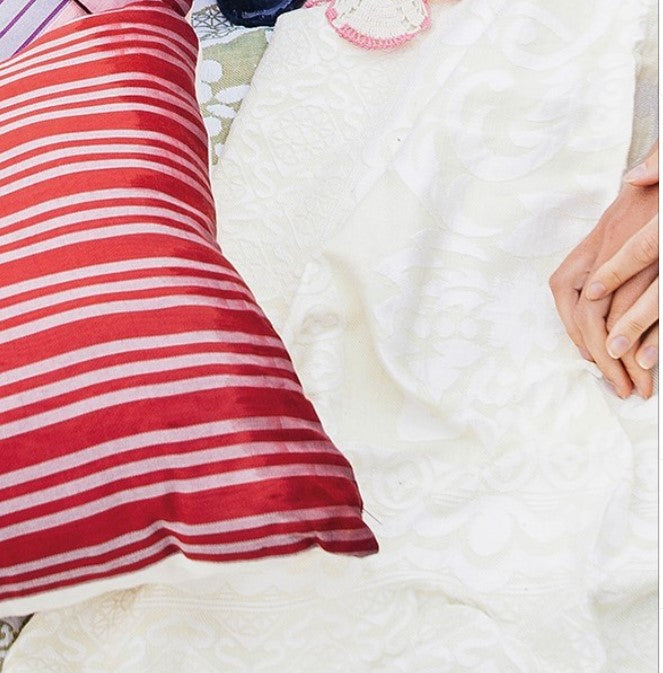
xmin=5 ymin=1 xmax=657 ymax=671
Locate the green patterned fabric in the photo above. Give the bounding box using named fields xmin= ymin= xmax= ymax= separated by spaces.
xmin=196 ymin=30 xmax=269 ymax=163
xmin=192 ymin=0 xmax=270 ymax=163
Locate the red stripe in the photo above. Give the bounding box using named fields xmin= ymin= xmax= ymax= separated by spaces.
xmin=1 ymin=265 xmax=243 ymax=309
xmin=2 ymin=476 xmax=366 ymax=560
xmin=1 ymin=385 xmax=323 ymax=457
xmin=1 ymin=429 xmax=330 ymax=500
xmin=1 ymin=304 xmax=277 ymax=371
xmin=8 ymin=518 xmax=370 ymax=588
xmin=0 ymin=458 xmax=355 ymax=529
xmin=0 ymin=341 xmax=290 ymax=398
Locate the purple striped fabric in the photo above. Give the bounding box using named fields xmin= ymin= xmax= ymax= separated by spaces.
xmin=0 ymin=0 xmax=69 ymax=61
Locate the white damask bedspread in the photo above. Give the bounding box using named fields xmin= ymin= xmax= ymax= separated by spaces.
xmin=5 ymin=1 xmax=657 ymax=671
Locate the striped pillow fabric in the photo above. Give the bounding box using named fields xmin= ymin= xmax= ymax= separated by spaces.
xmin=0 ymin=0 xmax=377 ymax=615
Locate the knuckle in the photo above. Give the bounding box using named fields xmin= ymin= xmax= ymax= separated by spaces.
xmin=601 ymin=267 xmax=624 ymax=290
xmin=623 ymin=316 xmax=646 ymax=336
xmin=549 ymin=272 xmax=562 ymax=291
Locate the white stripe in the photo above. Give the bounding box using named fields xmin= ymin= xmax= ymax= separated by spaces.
xmin=1 ymin=373 xmax=301 ymax=439
xmin=0 ymin=188 xmax=213 ymax=232
xmin=1 ymin=439 xmax=336 ymax=518
xmin=0 ymin=77 xmax=198 ymax=127
xmin=1 ymin=528 xmax=373 ymax=594
xmin=2 ymin=274 xmax=252 ymax=322
xmin=0 ymin=464 xmax=355 ymax=539
xmin=0 ymin=257 xmax=242 ymax=303
xmin=0 ymin=350 xmax=295 ymax=414
xmin=1 ymin=331 xmax=283 ymax=388
xmin=20 ymin=36 xmax=197 ymax=82
xmin=0 ymin=99 xmax=206 ymax=149
xmin=0 ymin=294 xmax=261 ymax=345
xmin=5 ymin=17 xmax=196 ymax=71
xmin=0 ymin=88 xmax=202 ymax=153
xmin=0 ymin=127 xmax=209 ymax=178
xmin=2 ymin=202 xmax=214 ymax=247
xmin=1 ymin=506 xmax=360 ymax=576
xmin=2 ymin=416 xmax=326 ymax=488
xmin=2 ymin=46 xmax=195 ymax=98
xmin=0 ymin=142 xmax=209 ymax=192
xmin=0 ymin=158 xmax=214 ymax=206
xmin=169 ymin=0 xmax=192 ymax=15
xmin=2 ymin=24 xmax=197 ymax=81
xmin=0 ymin=222 xmax=219 ymax=266
xmin=0 ymin=73 xmax=193 ymax=123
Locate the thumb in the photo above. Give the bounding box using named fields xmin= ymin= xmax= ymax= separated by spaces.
xmin=625 ymin=143 xmax=659 ymax=186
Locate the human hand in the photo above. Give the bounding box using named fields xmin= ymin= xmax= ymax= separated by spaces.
xmin=586 ymin=215 xmax=658 ymax=372
xmin=585 ymin=184 xmax=658 ymax=398
xmin=623 ymin=143 xmax=659 ymax=187
xmin=549 ymin=147 xmax=659 ymax=397
xmin=599 ymin=146 xmax=659 ymax=396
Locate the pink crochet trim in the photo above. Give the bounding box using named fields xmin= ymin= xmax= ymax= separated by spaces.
xmin=305 ymin=0 xmax=432 ymax=51
xmin=326 ymin=3 xmax=430 ymax=50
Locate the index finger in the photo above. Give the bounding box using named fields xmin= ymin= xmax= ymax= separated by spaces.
xmin=585 ymin=215 xmax=658 ymax=300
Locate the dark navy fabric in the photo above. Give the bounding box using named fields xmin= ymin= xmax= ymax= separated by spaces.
xmin=215 ymin=0 xmax=305 ymax=27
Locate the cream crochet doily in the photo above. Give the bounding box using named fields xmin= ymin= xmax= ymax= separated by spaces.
xmin=305 ymin=0 xmax=430 ymax=49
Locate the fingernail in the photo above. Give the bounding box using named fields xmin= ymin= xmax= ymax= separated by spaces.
xmin=637 ymin=385 xmax=652 ymax=400
xmin=625 ymin=164 xmax=646 ymax=182
xmin=607 ymin=335 xmax=630 ymax=359
xmin=579 ymin=346 xmax=593 ymax=361
xmin=585 ymin=281 xmax=606 ymax=300
xmin=637 ymin=346 xmax=658 ymax=370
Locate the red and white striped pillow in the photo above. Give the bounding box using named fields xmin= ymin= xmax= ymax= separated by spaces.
xmin=0 ymin=0 xmax=377 ymax=615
